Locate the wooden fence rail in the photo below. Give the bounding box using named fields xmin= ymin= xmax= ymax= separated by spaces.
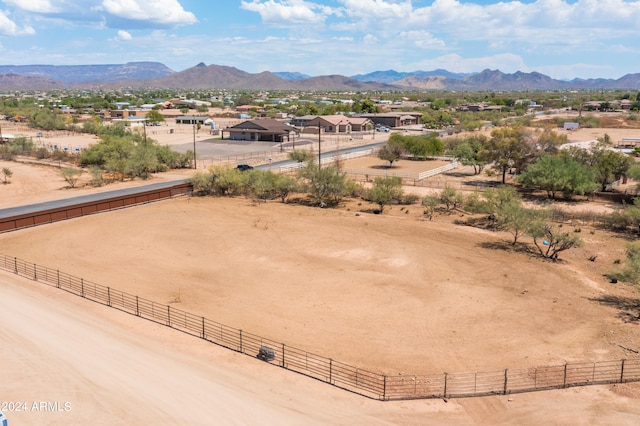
xmin=1 ymin=251 xmax=639 ymax=401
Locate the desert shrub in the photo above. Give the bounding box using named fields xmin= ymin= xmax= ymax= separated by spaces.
xmin=398 ymin=193 xmax=420 ymax=205
xmin=190 ymin=165 xmax=244 ymax=196
xmin=35 ymin=147 xmax=51 ymax=159
xmin=421 ymin=195 xmax=440 ymax=220
xmin=60 ymin=167 xmax=82 ymax=188
xmin=288 ymin=149 xmax=312 ymax=163
xmin=297 ymin=162 xmax=352 ymax=206
xmin=610 ymin=241 xmax=640 ymax=284
xmin=88 ymin=165 xmax=104 ymax=187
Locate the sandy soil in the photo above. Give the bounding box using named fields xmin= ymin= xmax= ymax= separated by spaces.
xmin=2 ymin=123 xmax=640 ymax=424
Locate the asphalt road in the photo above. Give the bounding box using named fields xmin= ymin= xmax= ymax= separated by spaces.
xmin=0 ymin=143 xmax=386 ymax=219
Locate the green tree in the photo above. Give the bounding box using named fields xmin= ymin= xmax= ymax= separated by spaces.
xmin=592 ymin=149 xmax=632 ymax=192
xmin=440 ymin=184 xmax=463 ymax=211
xmin=127 ymin=144 xmax=160 ymax=179
xmin=1 ymin=167 xmax=12 ymax=184
xmin=535 ymin=129 xmax=566 ymax=154
xmin=421 ymin=195 xmax=439 ymax=220
xmin=388 ymin=133 xmax=443 ymax=160
xmin=244 ymin=169 xmax=278 ymax=202
xmin=273 ymin=174 xmax=300 ymax=203
xmin=377 ymin=144 xmax=403 ymax=167
xmin=145 ymin=110 xmax=165 ymax=124
xmin=298 ymin=161 xmax=351 ymax=207
xmin=360 ymin=99 xmax=378 ymax=113
xmin=367 ymin=176 xmax=403 ymax=213
xmin=496 ymin=200 xmax=531 ymax=245
xmin=481 ymin=126 xmax=530 ymax=184
xmin=526 ymin=214 xmax=583 ymax=261
xmin=60 ymin=167 xmax=82 ymax=188
xmin=610 ymin=241 xmax=640 ymax=284
xmin=517 ymin=154 xmax=597 ymax=199
xmin=451 ymin=135 xmax=488 ymax=175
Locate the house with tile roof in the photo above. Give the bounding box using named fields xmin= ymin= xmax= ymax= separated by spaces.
xmin=222 ymin=118 xmax=295 ymax=142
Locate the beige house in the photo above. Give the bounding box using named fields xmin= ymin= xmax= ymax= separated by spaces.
xmin=222 ymin=118 xmax=295 ymax=142
xmin=298 ymin=115 xmax=373 ymax=133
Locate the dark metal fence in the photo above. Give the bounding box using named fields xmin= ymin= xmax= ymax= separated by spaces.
xmin=2 ymin=252 xmax=639 ymax=401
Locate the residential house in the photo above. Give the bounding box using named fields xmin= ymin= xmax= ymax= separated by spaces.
xmin=359 ymin=112 xmax=422 ymax=128
xmin=222 ymin=118 xmax=295 ymax=142
xmin=290 ymin=115 xmax=373 ymax=133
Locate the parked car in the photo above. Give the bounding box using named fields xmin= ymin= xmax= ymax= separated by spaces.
xmin=236 ymin=164 xmax=254 ymax=171
xmin=0 ymin=409 xmax=7 ymax=426
xmin=376 ymin=126 xmax=390 ymax=132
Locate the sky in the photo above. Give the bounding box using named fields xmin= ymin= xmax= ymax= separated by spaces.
xmin=0 ymin=0 xmax=639 ymax=80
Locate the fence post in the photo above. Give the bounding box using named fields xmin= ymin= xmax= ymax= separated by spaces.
xmin=81 ymin=278 xmax=84 ymax=297
xmin=33 ymin=263 xmax=37 ymax=281
xmin=57 ymin=270 xmax=60 ymax=288
xmin=239 ymin=330 xmax=243 ymax=353
xmin=329 ymin=359 xmax=333 ymax=384
xmin=444 ymin=373 xmax=448 ymax=398
xmin=282 ymin=343 xmax=285 ymax=367
xmin=136 ymin=296 xmax=139 ymax=316
xmin=383 ymin=375 xmax=387 ymax=401
xmin=620 ymin=359 xmax=626 ymax=383
xmin=167 ymin=305 xmax=171 ymax=326
xmin=107 ymin=287 xmax=111 ymax=307
xmin=563 ymin=364 xmax=568 ymax=388
xmin=14 ymin=257 xmax=17 ymax=273
xmin=504 ymin=369 xmax=508 ymax=395
xmin=202 ymin=317 xmax=205 ymax=339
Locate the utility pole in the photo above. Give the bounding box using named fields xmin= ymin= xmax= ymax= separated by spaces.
xmin=317 ymin=123 xmax=321 ymax=170
xmin=193 ymin=120 xmax=197 ymax=169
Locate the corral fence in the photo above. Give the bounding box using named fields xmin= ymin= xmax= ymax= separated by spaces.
xmin=343 ymin=160 xmax=459 ymax=185
xmin=2 ymin=252 xmax=639 ymax=401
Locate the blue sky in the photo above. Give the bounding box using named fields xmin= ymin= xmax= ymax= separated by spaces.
xmin=0 ymin=0 xmax=638 ymax=80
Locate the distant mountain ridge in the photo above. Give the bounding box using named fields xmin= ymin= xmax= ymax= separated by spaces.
xmin=0 ymin=62 xmax=639 ymax=91
xmin=351 ymin=69 xmax=472 ymax=84
xmin=0 ymin=62 xmax=174 ymax=85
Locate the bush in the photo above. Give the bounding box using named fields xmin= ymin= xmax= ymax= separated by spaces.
xmin=35 ymin=148 xmax=51 ymax=159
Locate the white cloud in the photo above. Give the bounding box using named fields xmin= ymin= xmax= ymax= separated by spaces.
xmin=2 ymin=0 xmax=61 ymax=13
xmin=398 ymin=30 xmax=446 ymax=50
xmin=115 ymin=29 xmax=132 ymax=40
xmin=101 ymin=0 xmax=197 ymax=25
xmin=240 ymin=0 xmax=335 ymax=25
xmin=0 ymin=10 xmax=36 ymax=35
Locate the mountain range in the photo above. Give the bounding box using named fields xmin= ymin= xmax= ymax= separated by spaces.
xmin=0 ymin=62 xmax=639 ymax=92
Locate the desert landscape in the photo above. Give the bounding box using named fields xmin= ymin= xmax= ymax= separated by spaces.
xmin=1 ymin=122 xmax=640 ymax=424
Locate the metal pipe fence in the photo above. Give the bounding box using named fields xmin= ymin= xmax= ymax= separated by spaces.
xmin=2 ymin=252 xmax=639 ymax=401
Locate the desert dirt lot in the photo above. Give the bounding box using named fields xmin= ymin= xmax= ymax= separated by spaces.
xmin=1 ymin=125 xmax=640 ymax=424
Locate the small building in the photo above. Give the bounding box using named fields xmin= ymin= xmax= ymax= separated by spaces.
xmin=222 ymin=118 xmax=295 ymax=142
xmin=175 ymin=115 xmax=209 ymax=125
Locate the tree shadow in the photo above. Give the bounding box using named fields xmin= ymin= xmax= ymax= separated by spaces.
xmin=476 ymin=240 xmax=535 ymax=256
xmin=589 ymin=295 xmax=640 ymax=324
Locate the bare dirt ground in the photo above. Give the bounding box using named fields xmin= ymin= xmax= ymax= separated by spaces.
xmin=1 ymin=123 xmax=640 ymax=424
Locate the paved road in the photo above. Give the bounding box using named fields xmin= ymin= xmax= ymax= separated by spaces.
xmin=0 ymin=143 xmax=385 ymax=219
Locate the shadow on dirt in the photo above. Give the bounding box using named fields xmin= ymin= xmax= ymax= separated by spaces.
xmin=589 ymin=294 xmax=640 ymax=324
xmin=477 ymin=240 xmax=534 ymax=256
